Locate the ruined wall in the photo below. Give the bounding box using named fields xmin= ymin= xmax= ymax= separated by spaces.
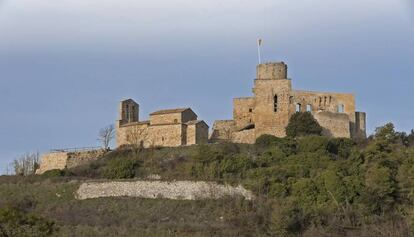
xmin=210 ymin=120 xmax=236 ymax=143
xmin=36 ymin=152 xmax=68 ymax=174
xmin=293 ymin=90 xmax=356 ymax=122
xmin=36 ymin=150 xmax=106 ymax=174
xmin=76 ymin=180 xmax=254 ymax=201
xmin=232 ymin=129 xmax=256 ymax=144
xmin=354 ymin=112 xmax=367 ymax=140
xmin=313 ymin=111 xmax=351 ymax=138
xmin=66 ymin=150 xmax=106 ymax=169
xmin=233 ymin=97 xmax=255 ymax=130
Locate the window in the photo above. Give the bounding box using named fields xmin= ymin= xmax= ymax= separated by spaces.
xmin=306 ymin=104 xmax=312 ymax=112
xmin=174 ymin=119 xmax=178 ymax=123
xmin=273 ymin=95 xmax=278 ymax=112
xmin=337 ymin=104 xmax=345 ymax=113
xmin=296 ymin=103 xmax=301 ymax=112
xmin=249 ymin=108 xmax=253 ymax=113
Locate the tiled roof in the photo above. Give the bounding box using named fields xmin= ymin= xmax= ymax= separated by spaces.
xmin=150 ymin=108 xmax=190 ymax=115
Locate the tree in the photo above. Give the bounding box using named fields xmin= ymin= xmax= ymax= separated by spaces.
xmin=12 ymin=152 xmax=40 ymax=176
xmin=285 ymin=112 xmax=323 ymax=137
xmin=98 ymin=125 xmax=115 ymax=149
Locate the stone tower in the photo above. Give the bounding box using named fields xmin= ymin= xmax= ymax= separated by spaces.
xmin=118 ymin=99 xmax=139 ymax=126
xmin=253 ymin=62 xmax=293 ymax=137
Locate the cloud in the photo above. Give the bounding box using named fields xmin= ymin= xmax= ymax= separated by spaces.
xmin=0 ymin=0 xmax=407 ymax=53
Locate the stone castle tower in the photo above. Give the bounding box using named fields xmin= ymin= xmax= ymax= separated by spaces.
xmin=210 ymin=62 xmax=367 ymax=143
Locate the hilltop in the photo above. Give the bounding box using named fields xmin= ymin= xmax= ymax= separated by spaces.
xmin=1 ymin=123 xmax=414 ymax=236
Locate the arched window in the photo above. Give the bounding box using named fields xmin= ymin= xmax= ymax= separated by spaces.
xmin=306 ymin=104 xmax=312 ymax=112
xmin=273 ymin=95 xmax=278 ymax=112
xmin=296 ymin=103 xmax=301 ymax=112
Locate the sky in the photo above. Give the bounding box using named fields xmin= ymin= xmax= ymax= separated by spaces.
xmin=0 ymin=0 xmax=413 ymax=173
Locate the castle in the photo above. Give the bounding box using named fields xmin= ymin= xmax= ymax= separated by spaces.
xmin=116 ymin=61 xmax=366 ymax=148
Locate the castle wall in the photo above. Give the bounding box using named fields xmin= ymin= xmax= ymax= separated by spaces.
xmin=232 ymin=129 xmax=256 ymax=144
xmin=313 ymin=111 xmax=351 ymax=138
xmin=36 ymin=149 xmax=106 ymax=174
xmin=233 ymin=97 xmax=255 ymax=130
xmin=253 ymin=78 xmax=293 ymax=138
xmin=36 ymin=152 xmax=68 ymax=174
xmin=354 ymin=112 xmax=367 ymax=140
xmin=293 ymin=90 xmax=356 ymax=122
xmin=210 ymin=120 xmax=236 ymax=143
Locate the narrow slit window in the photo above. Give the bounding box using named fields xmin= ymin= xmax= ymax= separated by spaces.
xmin=273 ymin=95 xmax=278 ymax=112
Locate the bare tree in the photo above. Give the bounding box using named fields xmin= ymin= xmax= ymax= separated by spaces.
xmin=12 ymin=152 xmax=40 ymax=176
xmin=98 ymin=125 xmax=115 ymax=149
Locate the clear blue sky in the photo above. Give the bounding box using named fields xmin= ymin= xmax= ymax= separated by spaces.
xmin=0 ymin=0 xmax=413 ymax=172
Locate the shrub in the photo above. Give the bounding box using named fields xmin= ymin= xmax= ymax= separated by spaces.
xmin=102 ymin=158 xmax=140 ymax=179
xmin=298 ymin=136 xmax=330 ymax=153
xmin=327 ymin=138 xmax=355 ymax=159
xmin=0 ymin=206 xmax=56 ymax=236
xmin=286 ymin=112 xmax=323 ymax=137
xmin=42 ymin=169 xmax=68 ymax=178
xmin=255 ymin=134 xmax=283 ymax=148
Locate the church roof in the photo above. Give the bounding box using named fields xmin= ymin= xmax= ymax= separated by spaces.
xmin=150 ymin=108 xmax=191 ymax=116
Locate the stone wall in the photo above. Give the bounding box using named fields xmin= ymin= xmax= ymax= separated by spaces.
xmin=210 ymin=120 xmax=236 ymax=143
xmin=232 ymin=129 xmax=256 ymax=144
xmin=36 ymin=149 xmax=106 ymax=174
xmin=293 ymin=90 xmax=356 ymax=123
xmin=233 ymin=97 xmax=255 ymax=130
xmin=256 ymin=62 xmax=287 ymax=79
xmin=314 ymin=111 xmax=351 ymax=138
xmin=150 ymin=113 xmax=182 ymax=125
xmin=36 ymin=152 xmax=68 ymax=174
xmin=76 ymin=180 xmax=254 ymax=201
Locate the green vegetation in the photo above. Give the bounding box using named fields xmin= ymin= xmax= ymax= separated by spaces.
xmin=285 ymin=112 xmax=323 ymax=137
xmin=1 ymin=122 xmax=414 ymax=236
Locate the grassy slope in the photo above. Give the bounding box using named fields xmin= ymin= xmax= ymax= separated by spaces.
xmin=1 ymin=133 xmax=414 ymax=237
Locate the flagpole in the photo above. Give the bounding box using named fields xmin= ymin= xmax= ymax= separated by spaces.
xmin=257 ymin=39 xmax=262 ymax=64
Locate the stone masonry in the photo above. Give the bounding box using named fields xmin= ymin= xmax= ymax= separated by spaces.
xmin=116 ymin=100 xmax=209 ymax=148
xmin=36 ymin=149 xmax=106 ymax=174
xmin=76 ymin=180 xmax=254 ymax=201
xmin=210 ymin=61 xmax=366 ymax=143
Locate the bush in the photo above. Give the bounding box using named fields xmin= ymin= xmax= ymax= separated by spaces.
xmin=286 ymin=112 xmax=323 ymax=137
xmin=102 ymin=158 xmax=140 ymax=179
xmin=0 ymin=206 xmax=56 ymax=236
xmin=42 ymin=169 xmax=68 ymax=178
xmin=255 ymin=134 xmax=283 ymax=148
xmin=298 ymin=136 xmax=330 ymax=153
